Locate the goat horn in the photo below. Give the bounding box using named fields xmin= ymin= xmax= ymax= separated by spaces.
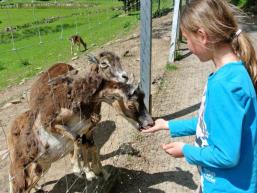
xmin=127 ymin=73 xmax=135 ymax=85
xmin=87 ymin=53 xmax=99 ymax=64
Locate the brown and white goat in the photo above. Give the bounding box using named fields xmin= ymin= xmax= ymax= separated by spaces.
xmin=8 ymin=62 xmax=153 ymax=193
xmin=29 ymin=51 xmax=129 ymax=110
xmin=28 ymin=51 xmax=129 ymax=176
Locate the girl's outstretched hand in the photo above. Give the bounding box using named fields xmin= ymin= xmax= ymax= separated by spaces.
xmin=162 ymin=142 xmax=185 ymax=158
xmin=141 ymin=118 xmax=169 ymax=133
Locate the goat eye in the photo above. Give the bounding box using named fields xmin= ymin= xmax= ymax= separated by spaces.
xmin=128 ymin=104 xmax=136 ymax=110
xmin=128 ymin=105 xmax=133 ymax=109
xmin=100 ymin=62 xmax=109 ymax=69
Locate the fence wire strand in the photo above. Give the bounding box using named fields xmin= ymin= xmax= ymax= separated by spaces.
xmin=0 ymin=0 xmax=173 ymax=192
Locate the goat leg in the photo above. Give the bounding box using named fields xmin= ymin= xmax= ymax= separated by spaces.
xmin=71 ymin=43 xmax=73 ymax=55
xmin=69 ymin=140 xmax=84 ymax=176
xmin=54 ymin=124 xmax=81 ymax=143
xmin=89 ymin=141 xmax=110 ymax=180
xmin=80 ymin=129 xmax=110 ymax=181
xmin=53 ymin=108 xmax=81 ymax=142
xmin=9 ymin=162 xmax=47 ymax=193
xmin=79 ymin=132 xmax=98 ymax=181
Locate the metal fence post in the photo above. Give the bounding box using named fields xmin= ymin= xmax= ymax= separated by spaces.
xmin=140 ymin=0 xmax=152 ymax=113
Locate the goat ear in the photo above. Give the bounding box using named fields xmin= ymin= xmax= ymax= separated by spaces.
xmin=87 ymin=53 xmax=99 ymax=65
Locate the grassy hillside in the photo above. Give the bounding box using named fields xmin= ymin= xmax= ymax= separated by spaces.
xmin=0 ymin=1 xmax=138 ymax=89
xmin=0 ymin=0 xmax=171 ymax=90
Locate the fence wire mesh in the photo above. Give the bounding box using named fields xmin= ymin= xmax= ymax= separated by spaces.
xmin=0 ymin=1 xmax=191 ymax=193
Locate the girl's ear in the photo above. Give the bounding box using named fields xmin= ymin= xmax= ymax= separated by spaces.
xmin=197 ymin=28 xmax=208 ymax=45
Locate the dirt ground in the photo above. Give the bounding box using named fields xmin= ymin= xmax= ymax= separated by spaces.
xmin=1 ymin=11 xmax=257 ymax=193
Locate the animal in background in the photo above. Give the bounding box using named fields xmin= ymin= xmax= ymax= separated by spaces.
xmin=69 ymin=35 xmax=87 ymax=55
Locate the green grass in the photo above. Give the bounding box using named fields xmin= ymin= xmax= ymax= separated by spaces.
xmin=231 ymin=0 xmax=248 ymax=8
xmin=0 ymin=0 xmax=172 ymax=90
xmin=175 ymin=51 xmax=184 ymax=61
xmin=165 ymin=63 xmax=178 ymax=72
xmin=152 ymin=0 xmax=172 ymax=17
xmin=0 ymin=1 xmax=140 ymax=89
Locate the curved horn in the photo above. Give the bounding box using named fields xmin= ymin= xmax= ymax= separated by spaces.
xmin=127 ymin=73 xmax=135 ymax=85
xmin=87 ymin=53 xmax=99 ymax=65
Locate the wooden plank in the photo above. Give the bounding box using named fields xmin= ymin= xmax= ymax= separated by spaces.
xmin=140 ymin=0 xmax=152 ymax=113
xmin=168 ymin=0 xmax=181 ymax=63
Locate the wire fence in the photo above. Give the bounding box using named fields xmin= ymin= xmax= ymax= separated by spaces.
xmin=0 ymin=0 xmax=173 ymax=193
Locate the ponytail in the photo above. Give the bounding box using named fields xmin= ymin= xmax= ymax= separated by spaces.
xmin=180 ymin=0 xmax=257 ymax=92
xmin=232 ymin=33 xmax=257 ymax=92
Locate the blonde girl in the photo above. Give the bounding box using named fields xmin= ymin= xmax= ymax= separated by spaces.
xmin=143 ymin=0 xmax=257 ymax=192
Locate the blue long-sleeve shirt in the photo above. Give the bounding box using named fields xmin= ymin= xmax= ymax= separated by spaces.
xmin=168 ymin=61 xmax=257 ymax=193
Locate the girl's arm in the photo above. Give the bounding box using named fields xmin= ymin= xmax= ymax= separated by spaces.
xmin=182 ymin=82 xmax=250 ymax=168
xmin=168 ymin=117 xmax=198 ymax=137
xmin=142 ymin=117 xmax=198 ymax=136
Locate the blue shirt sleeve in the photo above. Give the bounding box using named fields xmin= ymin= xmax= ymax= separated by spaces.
xmin=182 ymin=81 xmax=250 ymax=168
xmin=168 ymin=117 xmax=198 ymax=137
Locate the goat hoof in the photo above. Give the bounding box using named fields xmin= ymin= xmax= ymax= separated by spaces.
xmin=34 ymin=184 xmax=44 ymax=191
xmin=72 ymin=166 xmax=84 ymax=178
xmin=85 ymin=171 xmax=98 ymax=181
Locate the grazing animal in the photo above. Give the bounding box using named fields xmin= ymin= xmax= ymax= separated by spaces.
xmin=69 ymin=35 xmax=87 ymax=55
xmin=8 ymin=63 xmax=153 ymax=193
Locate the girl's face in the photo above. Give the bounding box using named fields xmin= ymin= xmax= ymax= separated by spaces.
xmin=182 ymin=29 xmax=213 ymax=62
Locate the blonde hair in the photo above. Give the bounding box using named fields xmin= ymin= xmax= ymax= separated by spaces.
xmin=181 ymin=0 xmax=257 ymax=92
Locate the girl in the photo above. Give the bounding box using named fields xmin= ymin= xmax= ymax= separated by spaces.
xmin=143 ymin=0 xmax=257 ymax=192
